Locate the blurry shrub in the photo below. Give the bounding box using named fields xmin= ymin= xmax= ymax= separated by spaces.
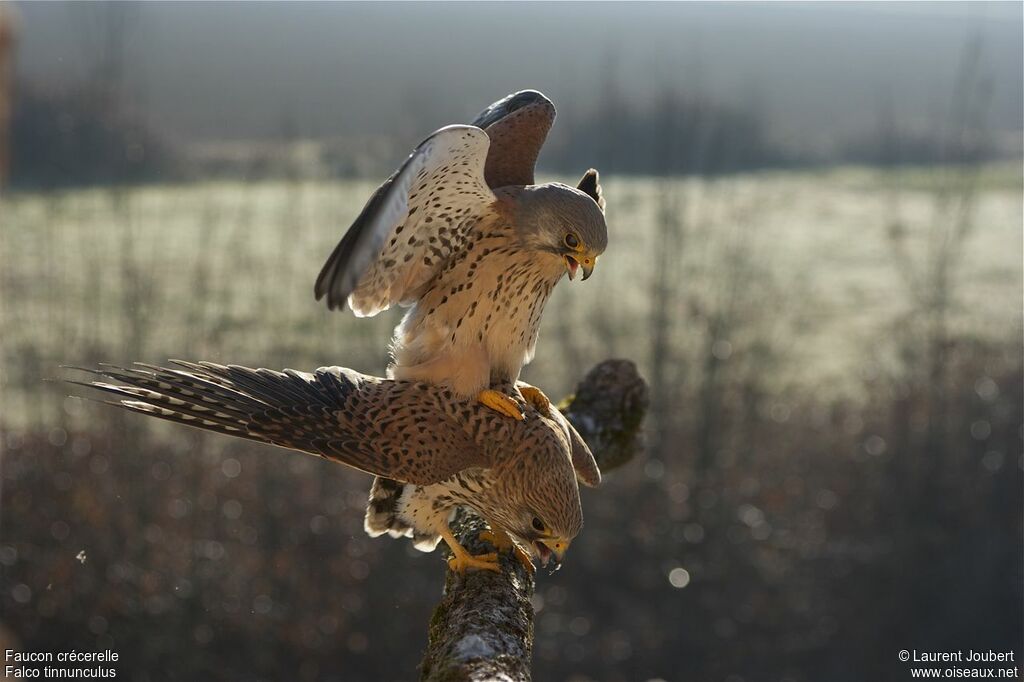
xmin=548 ymin=89 xmax=794 ymax=176
xmin=9 ymin=81 xmax=179 ymax=189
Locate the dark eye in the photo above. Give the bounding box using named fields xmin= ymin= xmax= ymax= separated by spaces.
xmin=564 ymin=233 xmax=579 ymax=249
xmin=532 ymin=517 xmax=546 ymax=532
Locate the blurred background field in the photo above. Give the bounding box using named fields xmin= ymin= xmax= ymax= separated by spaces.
xmin=1 ymin=166 xmax=1022 ymax=427
xmin=1 ymin=3 xmax=1022 ymax=682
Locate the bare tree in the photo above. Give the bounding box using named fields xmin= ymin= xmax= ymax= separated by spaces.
xmin=886 ymin=35 xmax=993 ymax=470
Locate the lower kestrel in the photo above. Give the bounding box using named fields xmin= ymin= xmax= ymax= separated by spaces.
xmin=70 ymin=361 xmax=601 ymax=572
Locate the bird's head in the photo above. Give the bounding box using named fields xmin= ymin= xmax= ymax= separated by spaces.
xmin=489 ymin=420 xmax=584 ymax=570
xmin=514 ymin=506 xmax=578 ymax=571
xmin=515 ymin=170 xmax=607 ymax=282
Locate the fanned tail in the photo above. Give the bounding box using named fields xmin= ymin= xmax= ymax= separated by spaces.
xmin=65 ymin=359 xmax=492 ymax=487
xmin=65 ymin=361 xmax=368 ymax=459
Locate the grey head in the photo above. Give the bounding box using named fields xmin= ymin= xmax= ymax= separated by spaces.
xmin=514 ymin=169 xmax=608 ymax=281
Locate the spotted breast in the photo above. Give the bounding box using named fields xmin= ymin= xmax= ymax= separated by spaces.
xmin=389 ymin=217 xmax=565 ymax=397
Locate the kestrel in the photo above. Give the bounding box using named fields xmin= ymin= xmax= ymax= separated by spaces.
xmin=314 ymin=90 xmax=607 ymax=422
xmin=70 ymin=361 xmax=601 ymax=572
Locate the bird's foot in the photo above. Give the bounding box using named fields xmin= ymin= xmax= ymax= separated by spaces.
xmin=447 ymin=551 xmax=500 ymax=574
xmin=518 ymin=385 xmax=551 ymax=416
xmin=441 ymin=526 xmax=501 ymax=573
xmin=478 ymin=389 xmax=525 ymax=421
xmin=479 ymin=529 xmax=535 ymax=574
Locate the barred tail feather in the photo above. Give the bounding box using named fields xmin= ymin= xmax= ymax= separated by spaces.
xmin=65 ymin=359 xmax=485 ymax=488
xmin=65 ymin=361 xmax=366 ymax=459
xmin=65 ymin=373 xmax=252 ymax=436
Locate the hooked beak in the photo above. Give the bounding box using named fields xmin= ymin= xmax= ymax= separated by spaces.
xmin=533 ymin=538 xmax=570 ymax=571
xmin=564 ymin=254 xmax=597 ymax=281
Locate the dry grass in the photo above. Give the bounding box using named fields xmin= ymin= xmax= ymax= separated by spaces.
xmin=1 ymin=166 xmax=1020 ymax=431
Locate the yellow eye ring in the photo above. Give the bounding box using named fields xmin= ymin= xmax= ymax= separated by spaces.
xmin=564 ymin=233 xmax=580 ymax=249
xmin=532 ymin=517 xmax=546 ymax=532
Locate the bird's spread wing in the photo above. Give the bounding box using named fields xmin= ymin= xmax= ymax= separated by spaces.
xmin=315 ymin=125 xmax=496 ymax=316
xmin=67 ymin=361 xmax=490 ymax=486
xmin=470 ymin=89 xmax=556 ymax=189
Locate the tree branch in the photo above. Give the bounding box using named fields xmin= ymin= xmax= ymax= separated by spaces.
xmin=420 ymin=359 xmax=649 ymax=682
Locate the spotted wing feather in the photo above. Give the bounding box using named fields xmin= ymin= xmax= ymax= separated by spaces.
xmin=69 ymin=362 xmax=489 ymax=486
xmin=314 ymin=125 xmax=495 ymax=316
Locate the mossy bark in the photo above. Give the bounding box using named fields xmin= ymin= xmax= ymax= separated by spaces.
xmin=420 ymin=359 xmax=648 ymax=682
xmin=562 ymin=359 xmax=650 ymax=473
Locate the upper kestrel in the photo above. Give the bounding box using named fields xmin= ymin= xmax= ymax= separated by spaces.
xmin=314 ymin=91 xmax=608 ymax=421
xmin=71 ymin=360 xmax=601 ymax=572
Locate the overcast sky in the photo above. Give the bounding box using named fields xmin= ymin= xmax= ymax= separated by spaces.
xmin=11 ymin=2 xmax=1023 ymax=152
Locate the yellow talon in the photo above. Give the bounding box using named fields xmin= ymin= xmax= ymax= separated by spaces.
xmin=479 ymin=529 xmax=535 ymax=574
xmin=447 ymin=552 xmax=500 ymax=574
xmin=519 ymin=385 xmax=551 ymax=416
xmin=478 ymin=389 xmax=525 ymax=421
xmin=441 ymin=526 xmax=500 ymax=573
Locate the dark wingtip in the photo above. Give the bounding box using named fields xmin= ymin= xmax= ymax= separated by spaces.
xmin=471 ymin=89 xmax=554 ymax=130
xmin=505 ymin=89 xmax=551 ymax=110
xmin=576 ymin=168 xmax=604 ymax=211
xmin=318 ymin=285 xmax=346 ymax=311
xmin=313 ymin=263 xmax=331 ymax=303
xmin=577 ymin=168 xmax=599 ymax=194
xmin=313 ymin=252 xmax=350 ymax=312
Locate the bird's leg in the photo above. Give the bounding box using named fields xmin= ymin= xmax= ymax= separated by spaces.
xmin=477 ymin=389 xmax=525 ymax=421
xmin=440 ymin=525 xmax=500 ymax=573
xmin=479 ymin=529 xmax=535 ymax=574
xmin=517 ymin=383 xmax=552 ymax=416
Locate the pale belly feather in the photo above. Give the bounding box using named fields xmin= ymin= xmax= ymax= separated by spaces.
xmin=389 ymin=231 xmax=562 ymax=396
